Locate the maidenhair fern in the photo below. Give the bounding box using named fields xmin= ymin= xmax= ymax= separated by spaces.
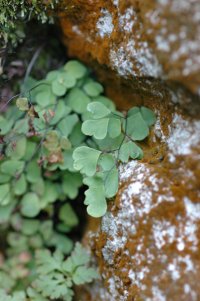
xmin=0 ymin=61 xmax=155 ymax=218
xmin=0 ymin=59 xmax=156 ymax=299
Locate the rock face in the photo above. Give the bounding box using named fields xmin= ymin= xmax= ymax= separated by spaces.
xmin=79 ymin=105 xmax=200 ymax=301
xmin=59 ymin=0 xmax=200 ymax=95
xmin=58 ymin=1 xmax=200 ymax=300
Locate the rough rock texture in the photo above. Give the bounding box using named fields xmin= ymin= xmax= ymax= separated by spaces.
xmin=59 ymin=0 xmax=200 ymax=96
xmin=78 ymin=104 xmax=200 ymax=301
xmin=58 ymin=1 xmax=200 ymax=300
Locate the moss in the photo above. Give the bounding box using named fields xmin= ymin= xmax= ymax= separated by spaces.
xmin=0 ymin=0 xmax=59 ymax=48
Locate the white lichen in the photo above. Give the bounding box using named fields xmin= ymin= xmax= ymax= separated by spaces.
xmin=119 ymin=8 xmax=136 ymax=32
xmin=96 ymin=9 xmax=114 ymax=38
xmin=110 ymin=39 xmax=162 ymax=77
xmin=167 ymin=114 xmax=200 ymax=162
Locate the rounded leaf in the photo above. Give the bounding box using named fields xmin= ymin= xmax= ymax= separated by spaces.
xmin=73 ymin=146 xmax=101 ymax=176
xmin=1 ymin=160 xmax=25 ymax=176
xmin=0 ymin=184 xmax=11 ymax=205
xmin=126 ymin=112 xmax=149 ymax=141
xmin=64 ymin=60 xmax=87 ymax=79
xmin=87 ymin=102 xmax=110 ymax=119
xmin=82 ymin=118 xmax=109 ymax=140
xmin=108 ymin=117 xmax=121 ymax=138
xmin=6 ymin=136 xmax=27 ymax=160
xmin=52 ymin=79 xmax=67 ymax=96
xmin=59 ymin=203 xmax=79 ymax=227
xmin=26 ymin=161 xmax=41 ymax=183
xmin=66 ymin=88 xmax=91 ymax=114
xmin=141 ymin=106 xmax=156 ymax=126
xmin=83 ymin=82 xmax=103 ymax=97
xmin=21 ymin=192 xmax=40 ymax=217
xmin=119 ymin=141 xmax=143 ymax=163
xmin=14 ymin=174 xmax=27 ymax=195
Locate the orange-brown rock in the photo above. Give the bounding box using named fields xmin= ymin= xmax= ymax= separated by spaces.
xmin=57 ymin=1 xmax=200 ymax=300
xmin=59 ymin=0 xmax=200 ymax=96
xmin=79 ymin=103 xmax=200 ymax=301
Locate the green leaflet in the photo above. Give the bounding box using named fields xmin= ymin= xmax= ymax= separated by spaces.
xmin=87 ymin=101 xmax=110 ymax=119
xmin=31 ymin=243 xmax=98 ymax=301
xmin=21 ymin=192 xmax=41 ymax=217
xmin=62 ymin=171 xmax=82 ymax=199
xmin=98 ymin=153 xmax=115 ymax=171
xmin=94 ymin=133 xmax=124 ymax=152
xmin=36 ymin=87 xmax=55 ymax=107
xmin=92 ymin=95 xmax=116 ymax=111
xmin=40 ymin=181 xmax=59 ymax=207
xmin=108 ymin=117 xmax=121 ymax=138
xmin=83 ymin=177 xmax=107 ymax=217
xmin=13 ymin=118 xmax=29 ymax=134
xmin=64 ymin=60 xmax=87 ymax=79
xmin=0 ymin=183 xmax=11 ymax=205
xmin=72 ymin=266 xmax=99 ymax=285
xmin=0 ymin=117 xmax=13 ymax=135
xmin=60 ymin=72 xmax=76 ymax=89
xmin=13 ymin=174 xmax=27 ymax=195
xmin=52 ymin=72 xmax=76 ymax=97
xmin=66 ymin=88 xmax=91 ymax=114
xmin=57 ymin=114 xmax=78 ymax=137
xmin=59 ymin=203 xmax=79 ymax=228
xmin=83 ymin=82 xmax=104 ymax=97
xmin=6 ymin=136 xmax=27 ymax=160
xmin=82 ymin=118 xmax=109 ymax=140
xmin=0 ymin=174 xmax=11 ymax=184
xmin=141 ymin=106 xmax=156 ymax=126
xmin=48 ymin=101 xmax=71 ymax=125
xmin=1 ymin=160 xmax=25 ymax=176
xmin=26 ymin=160 xmax=41 ymax=183
xmin=104 ymin=167 xmax=119 ymax=198
xmin=0 ymin=290 xmax=26 ymax=301
xmin=21 ymin=219 xmax=40 ymax=236
xmin=69 ymin=122 xmax=85 ymax=147
xmin=126 ymin=111 xmax=149 ymax=141
xmin=63 ymin=243 xmax=90 ymax=271
xmin=48 ymin=233 xmax=73 ymax=254
xmin=119 ymin=141 xmax=143 ymax=162
xmin=73 ymin=146 xmax=101 ymax=176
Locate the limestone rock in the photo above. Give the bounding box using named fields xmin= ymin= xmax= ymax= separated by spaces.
xmin=79 ymin=106 xmax=200 ymax=301
xmin=59 ymin=0 xmax=200 ymax=96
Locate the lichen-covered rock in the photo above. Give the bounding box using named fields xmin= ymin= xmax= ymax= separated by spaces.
xmin=59 ymin=0 xmax=200 ymax=96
